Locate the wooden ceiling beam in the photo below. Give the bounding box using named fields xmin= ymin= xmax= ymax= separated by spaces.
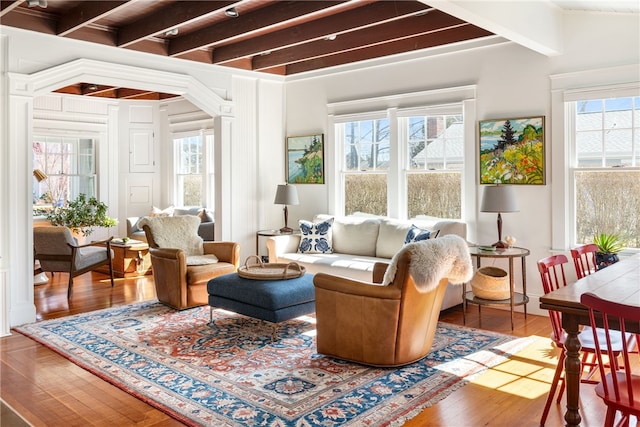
xmin=117 ymin=0 xmax=239 ymax=47
xmin=168 ymin=1 xmax=347 ymax=57
xmin=285 ymin=24 xmax=493 ymax=74
xmin=252 ymin=10 xmax=466 ymax=70
xmin=0 ymin=0 xmax=21 ymax=18
xmin=57 ymin=1 xmax=132 ymax=37
xmin=212 ymin=1 xmax=432 ymax=64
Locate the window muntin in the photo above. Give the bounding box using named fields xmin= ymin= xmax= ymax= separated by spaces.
xmin=33 ymin=136 xmax=96 ymax=208
xmin=572 ymin=96 xmax=640 ymax=249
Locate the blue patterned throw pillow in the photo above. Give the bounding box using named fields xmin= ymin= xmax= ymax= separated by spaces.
xmin=298 ymin=219 xmax=334 ymax=254
xmin=404 ymin=225 xmax=439 ymax=244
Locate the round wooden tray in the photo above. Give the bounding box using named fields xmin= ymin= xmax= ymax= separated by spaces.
xmin=237 ymin=255 xmax=306 ymax=280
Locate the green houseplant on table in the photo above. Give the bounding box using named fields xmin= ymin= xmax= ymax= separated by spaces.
xmin=592 ymin=233 xmax=624 ymax=270
xmin=47 ymin=193 xmax=117 ymax=237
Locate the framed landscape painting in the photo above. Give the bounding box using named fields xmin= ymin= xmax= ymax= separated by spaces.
xmin=479 ymin=116 xmax=545 ymax=185
xmin=286 ymin=134 xmax=324 ymax=184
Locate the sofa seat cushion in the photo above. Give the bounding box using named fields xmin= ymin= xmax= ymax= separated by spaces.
xmin=278 ymin=252 xmax=384 ymax=283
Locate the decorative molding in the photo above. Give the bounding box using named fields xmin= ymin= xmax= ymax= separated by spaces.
xmin=9 ymin=58 xmax=235 ymax=118
xmin=327 ymin=84 xmax=477 ymax=116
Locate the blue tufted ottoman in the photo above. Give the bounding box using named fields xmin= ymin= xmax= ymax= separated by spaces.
xmin=207 ymin=272 xmax=315 ymax=339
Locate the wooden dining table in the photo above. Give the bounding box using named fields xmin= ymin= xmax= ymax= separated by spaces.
xmin=539 ymin=253 xmax=640 ymax=427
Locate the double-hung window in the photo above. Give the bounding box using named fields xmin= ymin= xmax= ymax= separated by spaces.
xmin=173 ymin=131 xmax=214 ymax=207
xmin=401 ymin=110 xmax=463 ymax=219
xmin=334 ymin=105 xmax=464 ymax=219
xmin=338 ymin=116 xmax=390 ymax=216
xmin=570 ymin=96 xmax=640 ymax=249
xmin=33 ymin=136 xmax=96 ymax=208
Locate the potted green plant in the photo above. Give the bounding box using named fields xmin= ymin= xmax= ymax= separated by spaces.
xmin=47 ymin=193 xmax=117 ymax=237
xmin=592 ymin=233 xmax=624 ymax=270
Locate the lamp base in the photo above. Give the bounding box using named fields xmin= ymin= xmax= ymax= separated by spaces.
xmin=279 ymin=227 xmax=293 ymax=234
xmin=492 ymin=240 xmax=509 ymax=249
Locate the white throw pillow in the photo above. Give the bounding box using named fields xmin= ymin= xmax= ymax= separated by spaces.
xmin=298 ymin=219 xmax=334 ymax=254
xmin=150 ymin=206 xmax=174 ymax=217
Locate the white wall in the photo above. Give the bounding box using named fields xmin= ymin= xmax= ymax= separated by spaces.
xmin=282 ymin=11 xmax=640 ymax=315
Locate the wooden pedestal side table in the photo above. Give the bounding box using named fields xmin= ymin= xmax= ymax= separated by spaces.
xmin=97 ymin=240 xmax=152 ymax=278
xmin=463 ymin=246 xmax=530 ymax=330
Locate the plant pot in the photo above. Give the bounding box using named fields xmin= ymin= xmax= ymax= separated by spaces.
xmin=595 ymin=252 xmax=619 ymax=270
xmin=470 ymin=266 xmax=509 ymax=300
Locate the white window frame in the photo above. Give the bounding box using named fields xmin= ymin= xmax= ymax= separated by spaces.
xmin=327 ymin=86 xmax=476 ymax=231
xmin=172 ymin=130 xmax=214 ymax=208
xmin=550 ymin=65 xmax=640 ymax=253
xmin=33 ymin=135 xmax=98 ymax=205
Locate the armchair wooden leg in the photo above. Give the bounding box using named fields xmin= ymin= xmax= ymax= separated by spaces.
xmin=67 ymin=275 xmax=73 ymax=298
xmin=108 ymin=261 xmax=115 ymax=288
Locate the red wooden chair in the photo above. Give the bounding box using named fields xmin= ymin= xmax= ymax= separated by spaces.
xmin=581 ymin=292 xmax=640 ymax=427
xmin=537 ymin=255 xmax=623 ymax=426
xmin=571 ymin=243 xmax=599 ymax=279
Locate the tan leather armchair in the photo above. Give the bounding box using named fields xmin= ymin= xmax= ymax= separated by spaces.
xmin=313 ymin=235 xmax=472 ymax=367
xmin=141 ymin=216 xmax=239 ymax=310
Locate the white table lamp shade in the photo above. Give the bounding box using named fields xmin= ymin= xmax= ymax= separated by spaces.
xmin=481 ymin=185 xmax=519 ymax=213
xmin=274 ymin=184 xmax=299 ymax=206
xmin=274 ymin=184 xmax=298 ymax=233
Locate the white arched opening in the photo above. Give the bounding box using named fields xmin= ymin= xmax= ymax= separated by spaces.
xmin=2 ymin=59 xmax=234 ymax=332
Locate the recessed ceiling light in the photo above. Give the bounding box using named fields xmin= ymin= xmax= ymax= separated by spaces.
xmin=164 ymin=28 xmax=179 ymax=37
xmin=26 ymin=0 xmax=47 ymax=7
xmin=225 ymin=7 xmax=239 ymax=18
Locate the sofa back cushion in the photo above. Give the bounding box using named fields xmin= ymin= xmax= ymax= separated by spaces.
xmin=376 ymin=218 xmax=412 ymax=259
xmin=314 ymin=215 xmax=380 ymax=257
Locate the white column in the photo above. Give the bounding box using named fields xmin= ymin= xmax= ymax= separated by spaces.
xmin=7 ymin=92 xmax=37 ymax=326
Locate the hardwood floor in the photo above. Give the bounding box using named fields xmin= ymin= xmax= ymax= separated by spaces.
xmin=1 ymin=272 xmax=607 ymax=426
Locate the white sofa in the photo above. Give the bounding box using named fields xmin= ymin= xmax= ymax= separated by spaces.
xmin=267 ymin=214 xmax=468 ymax=310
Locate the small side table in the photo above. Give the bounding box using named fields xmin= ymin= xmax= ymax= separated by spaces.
xmin=256 ymin=229 xmax=301 ymax=261
xmin=463 ymin=246 xmax=530 ymax=330
xmin=96 ymin=240 xmax=152 ymax=278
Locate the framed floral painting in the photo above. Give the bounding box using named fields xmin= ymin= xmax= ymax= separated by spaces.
xmin=286 ymin=134 xmax=324 ymax=184
xmin=479 ymin=116 xmax=545 ymax=185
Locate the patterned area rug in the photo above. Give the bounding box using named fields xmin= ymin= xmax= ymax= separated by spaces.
xmin=16 ymin=302 xmax=533 ymax=426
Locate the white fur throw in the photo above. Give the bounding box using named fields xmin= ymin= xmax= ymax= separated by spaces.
xmin=382 ymin=234 xmax=473 ymax=292
xmin=139 ymin=215 xmax=204 ymax=256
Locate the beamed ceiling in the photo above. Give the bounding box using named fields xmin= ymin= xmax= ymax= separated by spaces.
xmin=0 ymin=0 xmax=495 ymax=100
